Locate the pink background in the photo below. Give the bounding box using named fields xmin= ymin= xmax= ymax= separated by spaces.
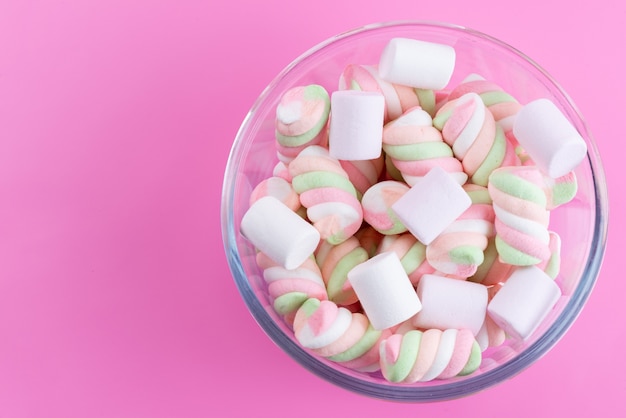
xmin=0 ymin=0 xmax=623 ymax=417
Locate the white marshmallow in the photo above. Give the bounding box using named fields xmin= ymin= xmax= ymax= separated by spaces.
xmin=487 ymin=266 xmax=562 ymax=341
xmin=240 ymin=196 xmax=320 ymax=270
xmin=378 ymin=38 xmax=456 ymax=90
xmin=329 ymin=90 xmax=385 ymax=161
xmin=348 ymin=251 xmax=422 ymax=330
xmin=513 ymin=98 xmax=587 ymax=178
xmin=413 ymin=274 xmax=488 ymax=336
xmin=391 ymin=166 xmax=471 ymax=245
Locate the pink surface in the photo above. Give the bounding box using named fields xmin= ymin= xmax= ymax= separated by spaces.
xmin=0 ymin=0 xmax=623 ymax=417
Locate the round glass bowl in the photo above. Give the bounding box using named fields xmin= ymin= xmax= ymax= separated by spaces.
xmin=221 ymin=21 xmax=608 ymax=401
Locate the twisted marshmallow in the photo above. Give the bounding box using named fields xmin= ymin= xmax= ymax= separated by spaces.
xmin=379 ymin=329 xmax=482 ymax=382
xmin=434 ymin=92 xmax=519 ymax=186
xmin=249 ymin=176 xmax=301 ymax=212
xmin=257 ymin=253 xmax=328 ymax=325
xmin=361 ymin=180 xmax=410 ymax=235
xmin=488 ymin=165 xmax=551 ymax=266
xmin=275 ymin=85 xmax=330 ymax=162
xmin=289 ymin=145 xmax=363 ymax=244
xmin=471 ymin=230 xmax=560 ymax=286
xmin=447 ymin=75 xmax=522 ymax=143
xmin=543 ymin=171 xmax=578 ymax=210
xmin=426 ymin=184 xmax=495 ymax=278
xmin=519 ymin=159 xmax=578 ymax=210
xmin=382 ymin=107 xmax=467 ymax=186
xmin=294 ymin=298 xmax=389 ymax=372
xmin=315 ymin=236 xmax=369 ymax=306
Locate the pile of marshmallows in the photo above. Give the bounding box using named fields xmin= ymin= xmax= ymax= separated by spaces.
xmin=240 ymin=38 xmax=587 ymax=383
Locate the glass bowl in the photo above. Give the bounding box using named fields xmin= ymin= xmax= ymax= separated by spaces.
xmin=221 ymin=21 xmax=608 ymax=401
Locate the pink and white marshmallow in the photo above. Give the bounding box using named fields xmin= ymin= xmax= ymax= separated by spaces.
xmin=425 ymin=184 xmax=495 ymax=278
xmin=488 ymin=165 xmax=551 ymax=266
xmin=293 ymin=298 xmax=390 ymax=372
xmin=433 ymin=92 xmax=520 ymax=186
xmin=289 ymin=145 xmax=363 ymax=245
xmin=315 ymin=236 xmax=369 ymax=306
xmin=379 ymin=328 xmax=481 ymax=382
xmin=257 ymin=253 xmax=328 ymax=325
xmin=275 ymin=84 xmax=330 ymax=162
xmin=361 ymin=180 xmax=410 ymax=235
xmin=447 ymin=74 xmax=522 ymax=144
xmin=382 ymin=106 xmax=467 ymax=186
xmin=249 ymin=176 xmax=301 ymax=212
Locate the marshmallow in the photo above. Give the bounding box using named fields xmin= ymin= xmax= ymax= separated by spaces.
xmin=413 ymin=274 xmax=488 ymax=336
xmin=348 ymin=252 xmax=422 ymax=330
xmin=241 ymin=196 xmax=320 ymax=270
xmin=249 ymin=176 xmax=301 ymax=212
xmin=329 ymin=90 xmax=385 ymax=161
xmin=543 ymin=171 xmax=578 ymax=210
xmin=391 ymin=166 xmax=472 ymax=245
xmin=513 ymin=98 xmax=587 ymax=178
xmin=487 ymin=266 xmax=562 ymax=341
xmin=361 ymin=180 xmax=410 ymax=235
xmin=378 ymin=38 xmax=456 ymax=90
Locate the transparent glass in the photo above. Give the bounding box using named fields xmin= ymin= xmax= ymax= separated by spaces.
xmin=221 ymin=21 xmax=608 ymax=401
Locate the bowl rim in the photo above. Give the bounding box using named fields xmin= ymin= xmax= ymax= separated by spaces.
xmin=221 ymin=20 xmax=609 ymax=401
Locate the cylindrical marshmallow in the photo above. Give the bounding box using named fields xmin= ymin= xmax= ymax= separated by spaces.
xmin=487 ymin=265 xmax=562 ymax=341
xmin=329 ymin=90 xmax=385 ymax=161
xmin=378 ymin=38 xmax=456 ymax=90
xmin=240 ymin=196 xmax=320 ymax=270
xmin=513 ymin=98 xmax=587 ymax=178
xmin=412 ymin=274 xmax=488 ymax=336
xmin=348 ymin=251 xmax=422 ymax=330
xmin=391 ymin=166 xmax=472 ymax=245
